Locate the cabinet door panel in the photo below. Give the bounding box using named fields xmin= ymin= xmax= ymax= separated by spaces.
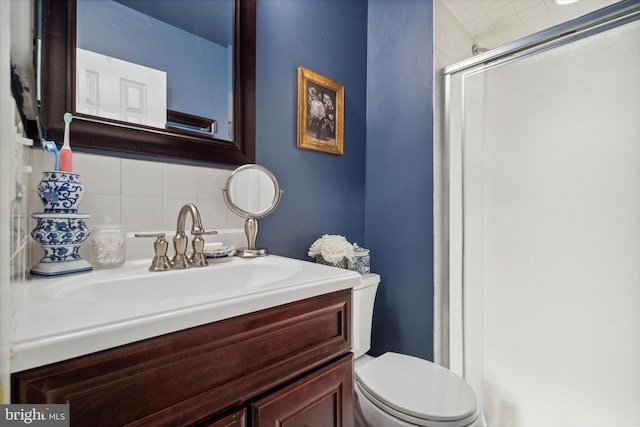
xmin=197 ymin=407 xmax=246 ymax=427
xmin=252 ymin=354 xmax=353 ymax=427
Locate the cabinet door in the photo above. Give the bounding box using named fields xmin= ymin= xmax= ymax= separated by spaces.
xmin=251 ymin=354 xmax=353 ymax=427
xmin=197 ymin=407 xmax=246 ymax=427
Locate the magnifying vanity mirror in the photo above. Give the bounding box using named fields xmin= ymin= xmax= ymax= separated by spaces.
xmin=224 ymin=165 xmax=283 ymax=258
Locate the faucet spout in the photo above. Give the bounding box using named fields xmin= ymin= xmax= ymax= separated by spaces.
xmin=177 ymin=203 xmax=204 ymax=234
xmin=172 ymin=203 xmax=207 ymax=269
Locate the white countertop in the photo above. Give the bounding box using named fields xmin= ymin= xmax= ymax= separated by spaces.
xmin=12 ymin=255 xmax=360 ymax=373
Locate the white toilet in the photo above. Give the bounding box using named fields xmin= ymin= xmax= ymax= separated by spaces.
xmin=353 ymin=273 xmax=486 ymax=427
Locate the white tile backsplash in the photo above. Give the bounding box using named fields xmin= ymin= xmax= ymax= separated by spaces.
xmin=162 ymin=163 xmax=197 ymax=199
xmin=74 ymin=152 xmax=121 ymax=195
xmin=161 ymin=196 xmax=194 ymax=231
xmin=28 ymin=150 xmax=239 ymax=266
xmin=227 ymin=210 xmax=246 ymax=229
xmin=29 ymin=150 xmax=51 ymax=191
xmin=121 ymin=159 xmax=162 ymax=197
xmin=122 ymin=195 xmax=163 ymax=232
xmin=197 ymin=167 xmax=229 ymax=199
xmin=81 ymin=194 xmax=121 ymax=227
xmin=196 ymin=198 xmax=232 ymax=230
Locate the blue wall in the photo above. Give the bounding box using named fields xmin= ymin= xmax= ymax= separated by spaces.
xmin=365 ymin=0 xmax=434 ymax=360
xmin=255 ymin=0 xmax=368 ymax=260
xmin=256 ymin=0 xmax=435 ymax=360
xmin=73 ymin=0 xmax=435 ymax=360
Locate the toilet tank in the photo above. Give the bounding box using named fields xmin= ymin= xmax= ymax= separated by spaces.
xmin=352 ymin=273 xmax=380 ymax=358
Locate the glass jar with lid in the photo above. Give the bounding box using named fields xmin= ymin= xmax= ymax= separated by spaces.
xmin=89 ymin=216 xmax=127 ymax=268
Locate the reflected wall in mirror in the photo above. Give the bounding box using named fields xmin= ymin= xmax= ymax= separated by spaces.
xmin=40 ymin=0 xmax=255 ymax=165
xmin=224 ymin=165 xmax=283 ymax=258
xmin=76 ymin=0 xmax=232 ymax=139
xmin=228 ymin=168 xmax=278 ymax=215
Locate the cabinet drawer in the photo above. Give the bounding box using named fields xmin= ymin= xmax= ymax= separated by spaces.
xmin=13 ymin=290 xmax=351 ymax=426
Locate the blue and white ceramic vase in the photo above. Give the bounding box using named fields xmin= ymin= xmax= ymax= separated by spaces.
xmin=31 ymin=172 xmax=92 ymax=277
xmin=351 ymin=243 xmax=370 ymax=274
xmin=37 ymin=171 xmax=84 ymax=213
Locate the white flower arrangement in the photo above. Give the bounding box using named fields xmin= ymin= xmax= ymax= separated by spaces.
xmin=308 ymin=234 xmax=355 ymax=263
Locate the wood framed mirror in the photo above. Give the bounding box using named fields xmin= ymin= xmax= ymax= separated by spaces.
xmin=39 ymin=0 xmax=255 ymax=165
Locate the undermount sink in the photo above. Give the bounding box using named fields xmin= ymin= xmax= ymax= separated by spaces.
xmin=47 ymin=256 xmax=302 ymax=303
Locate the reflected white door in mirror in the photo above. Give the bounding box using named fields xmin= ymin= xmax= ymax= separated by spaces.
xmin=76 ymin=48 xmax=167 ymax=128
xmin=224 ymin=164 xmax=283 ymax=257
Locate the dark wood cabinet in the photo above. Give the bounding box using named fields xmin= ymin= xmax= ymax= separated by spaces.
xmin=12 ymin=289 xmax=353 ymax=427
xmin=252 ymin=354 xmax=353 ymax=427
xmin=197 ymin=407 xmax=246 ymax=427
xmin=195 ymin=407 xmax=247 ymax=427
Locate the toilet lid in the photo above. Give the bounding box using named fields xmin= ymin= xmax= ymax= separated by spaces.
xmin=356 ymin=352 xmax=478 ymax=426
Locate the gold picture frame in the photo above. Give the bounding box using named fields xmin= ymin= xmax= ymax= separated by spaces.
xmin=297 ymin=67 xmax=344 ymax=155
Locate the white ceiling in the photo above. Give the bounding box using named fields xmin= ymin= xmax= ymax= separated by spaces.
xmin=442 ymin=0 xmax=622 ymax=49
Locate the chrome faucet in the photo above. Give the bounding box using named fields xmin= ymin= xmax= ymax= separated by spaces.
xmin=171 ymin=203 xmax=216 ymax=269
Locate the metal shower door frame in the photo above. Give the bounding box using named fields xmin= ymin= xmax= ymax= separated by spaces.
xmin=442 ymin=0 xmax=640 ymax=377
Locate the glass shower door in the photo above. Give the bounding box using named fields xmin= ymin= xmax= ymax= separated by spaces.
xmin=448 ymin=15 xmax=640 ymax=427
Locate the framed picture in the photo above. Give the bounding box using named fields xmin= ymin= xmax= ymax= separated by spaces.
xmin=297 ymin=67 xmax=344 ymax=155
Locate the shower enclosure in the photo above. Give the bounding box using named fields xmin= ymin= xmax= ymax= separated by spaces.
xmin=444 ymin=2 xmax=640 ymax=426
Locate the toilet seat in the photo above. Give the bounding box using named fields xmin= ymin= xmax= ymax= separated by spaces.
xmin=355 ymin=352 xmax=479 ymax=427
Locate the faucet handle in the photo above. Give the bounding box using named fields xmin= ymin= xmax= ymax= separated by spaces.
xmin=189 ymin=230 xmax=217 ymax=268
xmin=191 ymin=230 xmax=218 ymax=236
xmin=134 ymin=233 xmax=172 ymax=272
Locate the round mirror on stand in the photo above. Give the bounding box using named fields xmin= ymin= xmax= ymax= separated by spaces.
xmin=223 ymin=164 xmax=283 ymax=257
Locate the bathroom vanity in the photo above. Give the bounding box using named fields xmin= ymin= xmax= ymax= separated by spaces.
xmin=11 ymin=256 xmax=359 ymax=426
